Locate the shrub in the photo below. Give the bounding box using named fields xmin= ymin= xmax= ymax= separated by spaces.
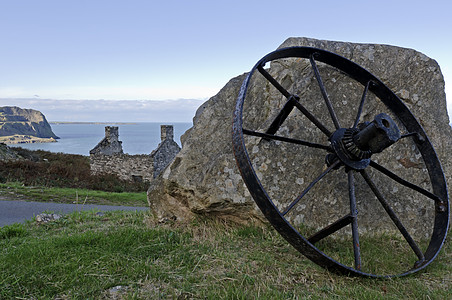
xmin=0 ymin=148 xmax=148 ymax=192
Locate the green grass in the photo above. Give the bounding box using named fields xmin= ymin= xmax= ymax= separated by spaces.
xmin=0 ymin=182 xmax=147 ymax=207
xmin=0 ymin=211 xmax=450 ymax=299
xmin=313 ymin=233 xmax=429 ymax=276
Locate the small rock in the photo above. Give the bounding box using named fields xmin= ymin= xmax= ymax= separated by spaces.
xmin=109 ymin=285 xmax=126 ymax=292
xmin=105 ymin=285 xmax=129 ymax=299
xmin=35 ymin=213 xmax=62 ymax=223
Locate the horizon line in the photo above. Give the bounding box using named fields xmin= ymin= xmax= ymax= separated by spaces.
xmin=0 ymin=97 xmax=208 ymax=102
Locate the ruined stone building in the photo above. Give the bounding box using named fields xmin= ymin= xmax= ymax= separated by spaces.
xmin=89 ymin=125 xmax=181 ymax=182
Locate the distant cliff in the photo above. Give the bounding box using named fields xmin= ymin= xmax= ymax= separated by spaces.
xmin=0 ymin=106 xmax=59 ymax=144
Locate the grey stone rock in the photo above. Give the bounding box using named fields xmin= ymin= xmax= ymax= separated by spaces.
xmin=0 ymin=143 xmax=22 ymax=160
xmin=35 ymin=213 xmax=62 ymax=223
xmin=104 ymin=285 xmax=129 ymax=299
xmin=147 ymin=37 xmax=451 ymax=237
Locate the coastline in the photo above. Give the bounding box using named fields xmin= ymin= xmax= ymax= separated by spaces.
xmin=0 ymin=135 xmax=57 ymax=144
xmin=7 ymin=122 xmax=192 ymax=155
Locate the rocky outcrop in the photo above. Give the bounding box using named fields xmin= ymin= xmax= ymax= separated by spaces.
xmin=0 ymin=106 xmax=59 ymax=142
xmin=0 ymin=135 xmax=57 ymax=144
xmin=148 ymin=38 xmax=452 ymax=236
xmin=0 ymin=143 xmax=22 ymax=160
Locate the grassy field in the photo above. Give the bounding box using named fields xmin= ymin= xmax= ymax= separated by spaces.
xmin=1 ymin=210 xmax=450 ymax=299
xmin=0 ymin=148 xmax=450 ymax=298
xmin=0 ymin=182 xmax=147 ymax=207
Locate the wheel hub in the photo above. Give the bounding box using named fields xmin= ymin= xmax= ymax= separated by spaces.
xmin=233 ymin=46 xmax=449 ymax=277
xmin=329 ymin=113 xmax=401 ymax=170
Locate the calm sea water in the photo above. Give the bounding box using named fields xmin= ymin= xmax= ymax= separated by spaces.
xmin=10 ymin=122 xmax=192 ymax=156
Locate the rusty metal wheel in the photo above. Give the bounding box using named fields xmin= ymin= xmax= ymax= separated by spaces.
xmin=232 ymin=47 xmax=449 ymax=277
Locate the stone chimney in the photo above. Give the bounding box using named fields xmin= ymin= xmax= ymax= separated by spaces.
xmin=105 ymin=126 xmax=119 ymax=142
xmin=160 ymin=125 xmax=174 ymax=141
xmin=151 ymin=124 xmax=181 ymax=178
xmin=89 ymin=126 xmax=123 ymax=155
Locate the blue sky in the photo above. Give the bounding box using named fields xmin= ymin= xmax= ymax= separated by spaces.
xmin=0 ymin=0 xmax=451 ymax=122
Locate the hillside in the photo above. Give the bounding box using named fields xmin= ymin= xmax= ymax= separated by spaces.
xmin=0 ymin=106 xmax=59 ymax=144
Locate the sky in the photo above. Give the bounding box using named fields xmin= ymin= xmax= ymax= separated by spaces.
xmin=0 ymin=0 xmax=451 ymax=122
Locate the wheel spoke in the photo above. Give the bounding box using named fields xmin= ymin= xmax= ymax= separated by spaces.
xmin=310 ymin=54 xmax=341 ymax=129
xmin=257 ymin=65 xmax=312 ymax=135
xmin=308 ymin=214 xmax=354 ymax=244
xmin=292 ymin=100 xmax=332 ymax=137
xmin=258 ymin=64 xmax=291 ymax=98
xmin=400 ymin=132 xmax=426 ymax=144
xmin=265 ymin=96 xmax=297 ymax=135
xmin=243 ymin=128 xmax=332 ymax=151
xmin=282 ymin=160 xmax=340 ymax=216
xmin=360 ymin=170 xmax=425 ymax=262
xmin=353 ymin=81 xmax=371 ymax=128
xmin=369 ymin=160 xmax=442 ymax=203
xmin=259 ymin=58 xmax=332 ymax=137
xmin=348 ymin=171 xmax=362 ymax=270
xmin=233 ymin=46 xmax=449 ymax=277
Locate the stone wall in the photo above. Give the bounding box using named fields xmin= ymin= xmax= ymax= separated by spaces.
xmin=90 ymin=125 xmax=181 ymax=183
xmin=90 ymin=153 xmax=154 ymax=182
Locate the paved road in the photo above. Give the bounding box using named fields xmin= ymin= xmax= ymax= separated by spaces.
xmin=0 ymin=200 xmax=148 ymax=227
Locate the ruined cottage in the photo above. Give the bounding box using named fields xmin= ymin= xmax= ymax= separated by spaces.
xmin=89 ymin=125 xmax=181 ymax=182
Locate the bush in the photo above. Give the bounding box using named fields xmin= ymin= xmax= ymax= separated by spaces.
xmin=0 ymin=148 xmax=148 ymax=192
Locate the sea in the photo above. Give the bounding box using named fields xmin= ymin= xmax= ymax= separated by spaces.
xmin=9 ymin=122 xmax=193 ymax=156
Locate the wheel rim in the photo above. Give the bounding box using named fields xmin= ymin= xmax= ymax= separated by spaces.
xmin=232 ymin=46 xmax=449 ymax=277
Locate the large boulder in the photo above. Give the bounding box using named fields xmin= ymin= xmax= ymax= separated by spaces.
xmin=148 ymin=37 xmax=451 ymax=237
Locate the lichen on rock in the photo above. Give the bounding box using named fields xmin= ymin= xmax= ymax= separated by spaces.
xmin=147 ymin=37 xmax=451 ymax=237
